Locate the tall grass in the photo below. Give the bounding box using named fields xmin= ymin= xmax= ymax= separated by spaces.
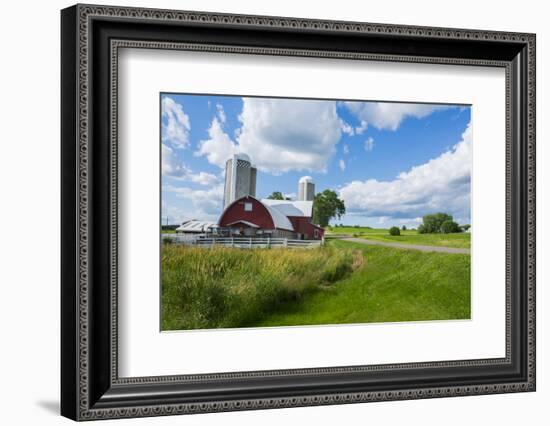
xmin=161 ymin=245 xmax=357 ymax=330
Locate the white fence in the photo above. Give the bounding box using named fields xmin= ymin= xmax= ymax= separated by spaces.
xmin=162 ymin=234 xmax=323 ymax=249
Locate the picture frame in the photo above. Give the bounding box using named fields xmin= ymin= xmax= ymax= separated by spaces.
xmin=61 ymin=3 xmax=536 ymax=421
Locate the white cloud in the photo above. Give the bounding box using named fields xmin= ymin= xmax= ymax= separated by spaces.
xmin=163 ymin=144 xmax=219 ymax=186
xmin=188 ymin=172 xmax=219 ymax=186
xmin=195 ymin=117 xmax=238 ymax=168
xmin=364 ymin=137 xmax=375 ymax=152
xmin=340 ymin=119 xmax=355 ymax=136
xmin=162 ymin=144 xmax=189 ymax=177
xmin=164 ymin=184 xmax=224 ymax=221
xmin=236 ymin=98 xmax=342 ymax=173
xmin=161 ymin=97 xmax=191 ymax=148
xmin=355 ymin=120 xmax=368 ymax=135
xmin=344 ymin=101 xmax=449 ymax=131
xmin=339 ymin=159 xmax=346 ymax=172
xmin=343 ymin=144 xmax=349 ymax=155
xmin=338 ymin=121 xmax=472 ymax=222
xmin=161 ymin=201 xmax=191 ymax=225
xmin=216 ymin=103 xmax=226 ymax=124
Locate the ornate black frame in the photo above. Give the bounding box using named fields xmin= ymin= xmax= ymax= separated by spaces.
xmin=61 ymin=4 xmax=536 ymax=421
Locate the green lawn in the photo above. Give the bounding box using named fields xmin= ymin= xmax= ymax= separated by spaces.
xmin=326 ymin=226 xmax=470 ymax=249
xmin=326 ymin=226 xmax=408 ymax=235
xmin=250 ymin=240 xmax=470 ymax=327
xmin=354 ymin=232 xmax=470 ymax=249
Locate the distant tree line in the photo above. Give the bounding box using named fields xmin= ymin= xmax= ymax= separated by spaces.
xmin=417 ymin=213 xmax=470 ymax=234
xmin=329 ymin=224 xmax=373 ymax=229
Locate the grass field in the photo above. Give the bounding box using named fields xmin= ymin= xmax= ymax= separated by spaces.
xmin=161 ymin=239 xmax=470 ymax=330
xmin=327 ymin=226 xmax=417 ymax=235
xmin=327 ymin=226 xmax=470 ymax=249
xmin=161 ymin=244 xmax=359 ymax=330
xmin=254 ymin=240 xmax=470 ymax=327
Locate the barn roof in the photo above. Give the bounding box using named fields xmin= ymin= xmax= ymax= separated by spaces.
xmin=218 ymin=196 xmax=295 ymax=231
xmin=176 ymin=220 xmax=217 ymax=233
xmin=261 ymin=199 xmax=313 ymax=217
xmin=262 ymin=203 xmax=294 ymax=231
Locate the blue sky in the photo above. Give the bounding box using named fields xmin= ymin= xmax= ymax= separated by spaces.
xmin=161 ymin=93 xmax=471 ymax=228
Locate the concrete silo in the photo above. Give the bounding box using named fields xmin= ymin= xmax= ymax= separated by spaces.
xmin=223 ymin=153 xmax=257 ymax=209
xmin=298 ymin=176 xmax=315 ymax=201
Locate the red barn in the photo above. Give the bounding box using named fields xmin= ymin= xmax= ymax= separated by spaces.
xmin=218 ymin=196 xmax=324 ymax=240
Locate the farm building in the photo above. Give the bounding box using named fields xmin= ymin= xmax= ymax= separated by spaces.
xmin=175 ymin=219 xmax=218 ymax=235
xmin=218 ymin=195 xmax=324 ymax=240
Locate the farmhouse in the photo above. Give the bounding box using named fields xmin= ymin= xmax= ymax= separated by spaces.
xmin=218 ymin=195 xmax=324 ymax=240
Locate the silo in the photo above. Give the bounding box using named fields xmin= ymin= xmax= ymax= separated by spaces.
xmin=249 ymin=165 xmax=257 ymax=197
xmin=298 ymin=176 xmax=315 ymax=201
xmin=223 ymin=153 xmax=257 ymax=208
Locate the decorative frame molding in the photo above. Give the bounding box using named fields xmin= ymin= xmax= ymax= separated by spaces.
xmin=61 ymin=4 xmax=536 ymax=421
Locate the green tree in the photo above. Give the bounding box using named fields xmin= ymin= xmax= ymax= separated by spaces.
xmin=267 ymin=191 xmax=289 ymax=200
xmin=421 ymin=212 xmax=454 ymax=233
xmin=401 ymin=225 xmax=407 ymax=231
xmin=312 ymin=190 xmax=346 ymax=227
xmin=389 ymin=226 xmax=401 ymax=236
xmin=441 ymin=220 xmax=461 ymax=234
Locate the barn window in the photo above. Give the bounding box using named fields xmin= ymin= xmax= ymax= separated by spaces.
xmin=244 ymin=202 xmax=253 ymax=211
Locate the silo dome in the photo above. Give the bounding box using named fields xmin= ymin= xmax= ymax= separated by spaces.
xmin=299 ymin=176 xmax=313 ymax=183
xmin=234 ymin=153 xmax=251 ymax=163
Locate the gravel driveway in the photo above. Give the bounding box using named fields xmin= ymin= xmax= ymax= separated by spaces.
xmin=342 ymin=238 xmax=470 ymax=254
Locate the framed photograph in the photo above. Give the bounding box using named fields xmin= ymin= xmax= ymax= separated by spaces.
xmin=61 ymin=4 xmax=536 ymax=421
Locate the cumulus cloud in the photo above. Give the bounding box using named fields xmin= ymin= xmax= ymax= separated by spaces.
xmin=364 ymin=137 xmax=375 ymax=152
xmin=163 ymin=144 xmax=219 ymax=185
xmin=189 ymin=172 xmax=219 ymax=186
xmin=343 ymin=101 xmax=449 ymax=131
xmin=343 ymin=144 xmax=349 ymax=155
xmin=195 ymin=117 xmax=238 ymax=168
xmin=339 ymin=121 xmax=472 ymax=222
xmin=236 ymin=98 xmax=342 ymax=173
xmin=164 ymin=184 xmax=224 ymax=220
xmin=161 ymin=96 xmax=191 ymax=148
xmin=195 ymin=98 xmax=354 ymax=174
